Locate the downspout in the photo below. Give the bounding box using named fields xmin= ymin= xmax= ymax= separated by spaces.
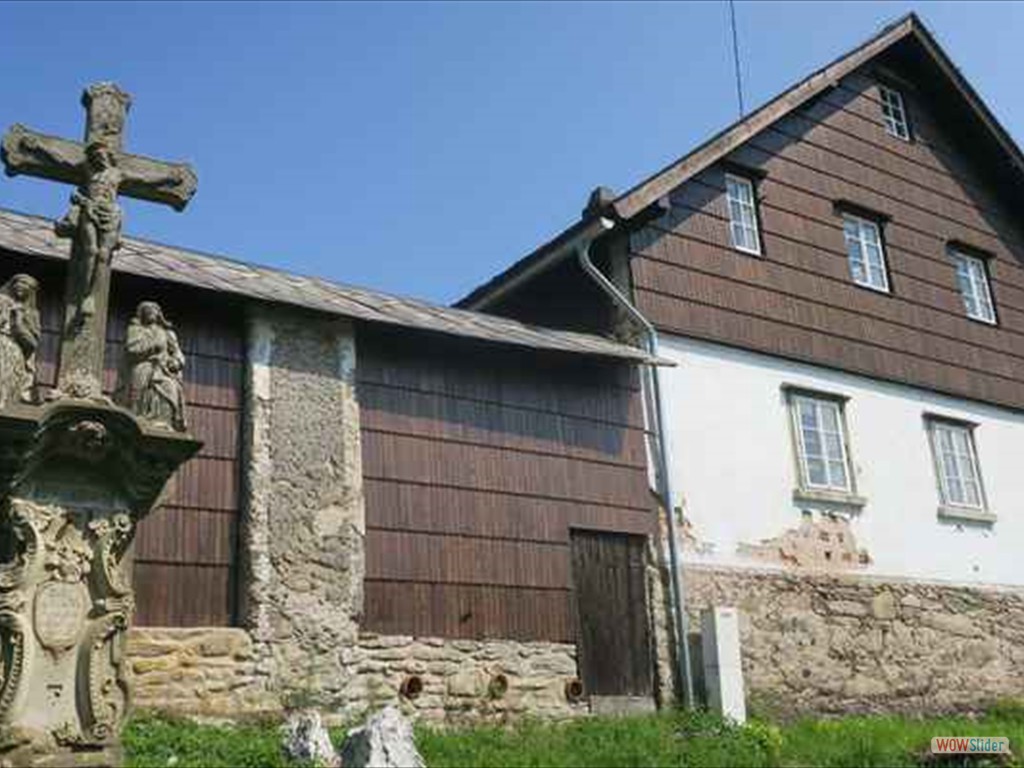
xmin=577 ymin=222 xmax=696 ymax=710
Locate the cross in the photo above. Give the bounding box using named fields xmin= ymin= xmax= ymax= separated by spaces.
xmin=1 ymin=82 xmax=197 ymax=399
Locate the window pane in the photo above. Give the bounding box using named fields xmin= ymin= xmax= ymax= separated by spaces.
xmin=799 ymin=401 xmax=817 ymax=429
xmin=820 ymin=402 xmax=840 ymax=432
xmin=730 ymin=221 xmax=745 ymax=248
xmin=806 ymin=457 xmax=827 ymax=486
xmin=803 ymin=428 xmax=823 ymax=458
xmin=861 ymin=222 xmax=881 ymax=247
xmin=947 ymin=475 xmax=966 ymax=505
xmin=828 ymin=460 xmax=848 ymax=489
xmin=962 ymin=479 xmax=980 ymax=507
xmin=825 ymin=432 xmax=844 ymax=461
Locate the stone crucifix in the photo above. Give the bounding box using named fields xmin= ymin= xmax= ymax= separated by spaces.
xmin=1 ymin=83 xmax=197 ymax=399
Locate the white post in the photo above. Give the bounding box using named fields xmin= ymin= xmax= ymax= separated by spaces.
xmin=701 ymin=606 xmax=747 ymax=724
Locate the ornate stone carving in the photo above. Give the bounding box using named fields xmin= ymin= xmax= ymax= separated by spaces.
xmin=0 ymin=82 xmax=202 ymax=767
xmin=0 ymin=405 xmax=200 ymax=766
xmin=0 ymin=275 xmax=41 ymax=410
xmin=0 ymin=499 xmax=136 ymax=754
xmin=116 ymin=302 xmax=187 ymax=432
xmin=1 ymin=83 xmax=198 ymax=398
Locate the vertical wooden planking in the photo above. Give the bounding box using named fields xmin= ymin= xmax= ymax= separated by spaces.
xmin=570 ymin=530 xmax=652 ymax=696
xmin=359 ymin=325 xmax=654 ymax=643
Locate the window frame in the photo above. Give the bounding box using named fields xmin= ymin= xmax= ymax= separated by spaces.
xmin=724 ymin=172 xmax=763 ymax=256
xmin=783 ymin=386 xmax=864 ymax=508
xmin=924 ymin=415 xmax=993 ymax=522
xmin=878 ymin=83 xmax=911 ymax=141
xmin=841 ymin=212 xmax=891 ymax=294
xmin=949 ymin=246 xmax=997 ymax=325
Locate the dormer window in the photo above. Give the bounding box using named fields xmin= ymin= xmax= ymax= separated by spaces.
xmin=878 ymin=84 xmax=910 ymax=141
xmin=725 ymin=173 xmax=762 ymax=255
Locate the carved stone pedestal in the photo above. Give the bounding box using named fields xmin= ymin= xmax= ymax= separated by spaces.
xmin=0 ymin=402 xmax=200 ymax=767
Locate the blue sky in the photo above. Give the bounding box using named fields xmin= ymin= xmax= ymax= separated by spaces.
xmin=1 ymin=2 xmax=1021 ymax=305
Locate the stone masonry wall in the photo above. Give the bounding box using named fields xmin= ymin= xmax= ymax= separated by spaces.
xmin=334 ymin=635 xmax=586 ymax=724
xmin=128 ymin=628 xmax=276 ymax=716
xmin=682 ymin=565 xmax=1024 ymax=719
xmin=240 ymin=306 xmax=366 ymax=707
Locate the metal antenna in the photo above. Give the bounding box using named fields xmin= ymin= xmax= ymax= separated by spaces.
xmin=728 ymin=0 xmax=745 ymax=118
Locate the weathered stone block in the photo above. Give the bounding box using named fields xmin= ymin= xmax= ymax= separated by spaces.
xmin=871 ymin=591 xmax=898 ymax=620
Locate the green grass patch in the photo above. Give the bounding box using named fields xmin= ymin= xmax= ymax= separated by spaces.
xmin=124 ymin=712 xmax=301 ymax=768
xmin=123 ymin=703 xmax=1024 ymax=768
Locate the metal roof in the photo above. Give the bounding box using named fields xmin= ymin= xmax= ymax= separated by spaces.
xmin=0 ymin=208 xmax=664 ymax=365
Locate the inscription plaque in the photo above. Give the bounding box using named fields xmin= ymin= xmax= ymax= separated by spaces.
xmin=33 ymin=582 xmax=87 ymax=653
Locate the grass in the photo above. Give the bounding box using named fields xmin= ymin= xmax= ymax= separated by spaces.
xmin=122 ymin=702 xmax=1024 ymax=768
xmin=124 ymin=713 xmax=299 ymax=768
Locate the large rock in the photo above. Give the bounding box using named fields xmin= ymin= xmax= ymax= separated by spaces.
xmin=340 ymin=707 xmax=426 ymax=768
xmin=281 ymin=709 xmax=341 ymax=768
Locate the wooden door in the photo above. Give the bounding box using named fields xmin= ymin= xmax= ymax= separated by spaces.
xmin=570 ymin=529 xmax=652 ymax=697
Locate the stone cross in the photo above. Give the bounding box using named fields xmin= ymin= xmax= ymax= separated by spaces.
xmin=1 ymin=83 xmax=197 ymax=398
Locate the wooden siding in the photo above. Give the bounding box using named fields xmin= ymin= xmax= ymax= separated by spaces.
xmin=0 ymin=256 xmax=243 ymax=627
xmin=631 ymin=63 xmax=1024 ymax=410
xmin=358 ymin=325 xmax=654 ymax=642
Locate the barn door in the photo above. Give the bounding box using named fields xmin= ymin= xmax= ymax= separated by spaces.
xmin=570 ymin=530 xmax=652 ymax=698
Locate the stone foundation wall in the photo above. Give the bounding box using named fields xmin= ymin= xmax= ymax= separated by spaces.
xmin=128 ymin=628 xmax=275 ymax=715
xmin=333 ymin=635 xmax=586 ymax=723
xmin=682 ymin=565 xmax=1024 ymax=719
xmin=127 ymin=628 xmax=585 ymax=723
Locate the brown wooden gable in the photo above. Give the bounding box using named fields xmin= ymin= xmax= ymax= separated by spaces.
xmin=631 ymin=51 xmax=1024 ymax=409
xmin=457 ymin=13 xmax=1024 ymax=412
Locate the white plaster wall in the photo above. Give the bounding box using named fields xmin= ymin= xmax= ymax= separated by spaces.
xmin=660 ymin=335 xmax=1024 ymax=586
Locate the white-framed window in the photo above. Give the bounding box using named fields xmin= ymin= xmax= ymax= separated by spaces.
xmin=789 ymin=393 xmax=853 ymax=493
xmin=878 ymin=84 xmax=910 ymax=141
xmin=842 ymin=213 xmax=890 ymax=292
xmin=950 ymin=248 xmax=996 ymax=324
xmin=927 ymin=419 xmax=986 ymax=510
xmin=725 ymin=173 xmax=762 ymax=255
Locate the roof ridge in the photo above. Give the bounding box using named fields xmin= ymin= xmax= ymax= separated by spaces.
xmin=0 ymin=207 xmax=664 ymax=364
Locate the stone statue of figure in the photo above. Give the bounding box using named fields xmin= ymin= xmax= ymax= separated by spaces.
xmin=117 ymin=301 xmax=187 ymax=431
xmin=55 ymin=140 xmax=123 ymax=318
xmin=0 ymin=274 xmax=41 ymax=407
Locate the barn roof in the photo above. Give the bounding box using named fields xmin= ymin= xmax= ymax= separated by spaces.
xmin=457 ymin=12 xmax=1024 ymax=310
xmin=0 ymin=208 xmax=664 ymax=365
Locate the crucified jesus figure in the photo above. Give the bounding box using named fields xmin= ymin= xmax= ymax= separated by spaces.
xmin=55 ymin=140 xmax=123 ymax=319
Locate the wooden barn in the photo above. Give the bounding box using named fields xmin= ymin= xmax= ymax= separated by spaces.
xmin=0 ymin=208 xmax=671 ymax=719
